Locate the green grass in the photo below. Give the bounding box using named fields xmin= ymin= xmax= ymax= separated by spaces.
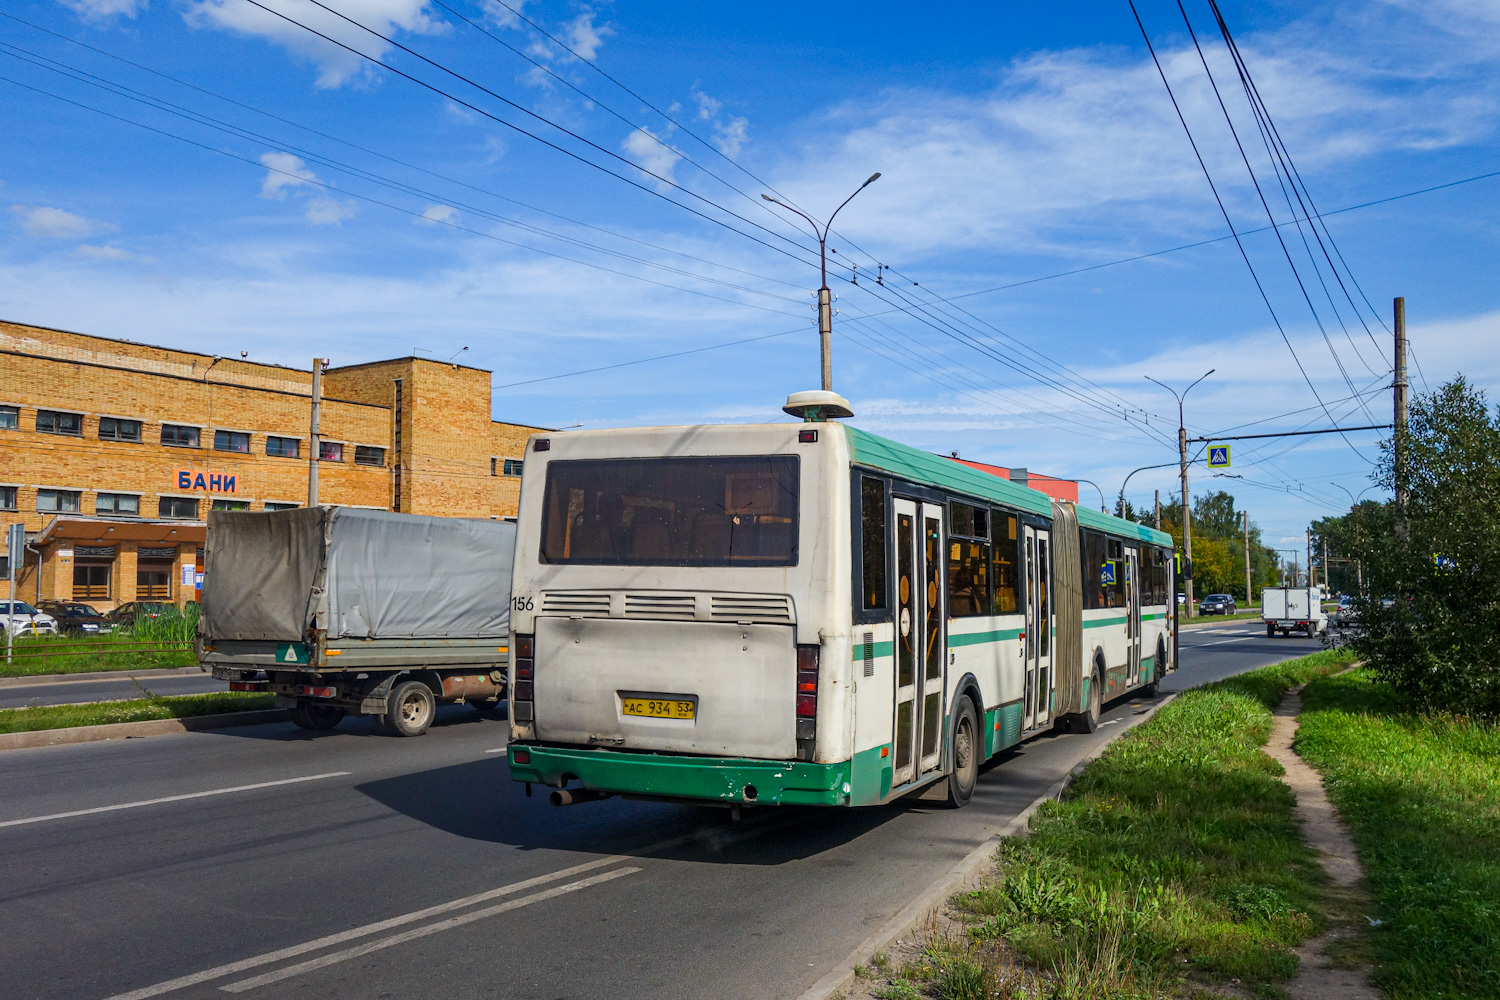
xmin=1298 ymin=669 xmax=1500 ymax=999
xmin=904 ymin=648 xmax=1358 ymax=999
xmin=0 ymin=692 xmax=275 ymax=734
xmin=1 ymin=607 xmax=199 ymax=677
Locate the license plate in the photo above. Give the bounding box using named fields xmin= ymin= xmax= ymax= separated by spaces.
xmin=621 ymin=697 xmax=696 ymax=720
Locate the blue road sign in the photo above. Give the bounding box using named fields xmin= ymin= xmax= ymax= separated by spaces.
xmin=1208 ymin=445 xmax=1231 ymax=468
xmin=1101 ymin=561 xmax=1117 ymax=586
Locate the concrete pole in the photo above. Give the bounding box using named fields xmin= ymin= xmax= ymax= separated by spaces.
xmin=1154 ymin=490 xmax=1161 ymax=530
xmin=1307 ymin=528 xmax=1314 ymax=590
xmin=1180 ymin=423 xmax=1194 ymax=619
xmin=1394 ymin=297 xmax=1409 ymax=510
xmin=1323 ymin=534 xmax=1330 ymax=596
xmin=308 ymin=359 xmax=323 ymax=507
xmin=1243 ymin=510 xmax=1252 ymax=606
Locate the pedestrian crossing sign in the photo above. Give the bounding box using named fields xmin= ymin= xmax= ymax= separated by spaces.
xmin=1207 ymin=445 xmax=1231 ymax=468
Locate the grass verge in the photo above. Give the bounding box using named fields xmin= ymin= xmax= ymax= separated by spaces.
xmin=0 ymin=636 xmax=196 ymax=677
xmin=1297 ymin=669 xmax=1500 ymax=999
xmin=0 ymin=692 xmax=276 ymax=735
xmin=869 ymin=648 xmax=1357 ymax=999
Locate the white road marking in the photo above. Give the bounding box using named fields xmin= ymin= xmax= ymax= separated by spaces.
xmin=484 ymin=747 xmax=507 ymax=754
xmin=219 ymin=868 xmax=641 ymax=992
xmin=100 ymin=854 xmax=636 ymax=1000
xmin=0 ymin=772 xmax=351 ymax=830
xmin=1195 ymin=636 xmax=1260 ymax=646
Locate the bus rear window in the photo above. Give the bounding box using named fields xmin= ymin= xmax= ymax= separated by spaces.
xmin=540 ymin=456 xmax=799 ymax=566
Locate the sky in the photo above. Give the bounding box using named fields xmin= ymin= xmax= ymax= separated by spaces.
xmin=2 ymin=0 xmax=1498 ymax=551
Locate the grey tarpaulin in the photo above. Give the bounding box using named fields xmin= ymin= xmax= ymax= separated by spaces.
xmin=202 ymin=507 xmax=514 ymax=641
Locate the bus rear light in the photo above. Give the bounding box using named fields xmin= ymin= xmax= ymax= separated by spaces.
xmin=513 ymin=634 xmax=535 ymax=726
xmin=516 ymin=635 xmax=534 ymax=658
xmin=796 ymin=693 xmax=817 ymax=717
xmin=515 ymin=658 xmax=533 ymax=680
xmin=795 ymin=643 xmax=819 ymax=761
xmin=796 ymin=646 xmax=818 ymax=672
xmin=514 ymin=681 xmax=534 ymax=702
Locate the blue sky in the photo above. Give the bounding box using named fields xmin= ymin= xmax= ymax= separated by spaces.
xmin=3 ymin=0 xmax=1498 ymax=551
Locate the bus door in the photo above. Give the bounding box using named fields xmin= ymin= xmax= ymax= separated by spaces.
xmin=1126 ymin=547 xmax=1141 ymax=683
xmin=1023 ymin=525 xmax=1053 ymax=730
xmin=892 ymin=498 xmax=947 ymax=786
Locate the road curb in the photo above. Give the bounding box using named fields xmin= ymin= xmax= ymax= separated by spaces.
xmin=0 ymin=667 xmax=203 ymax=689
xmin=795 ymin=691 xmax=1181 ymax=1000
xmin=0 ymin=710 xmax=290 ymax=752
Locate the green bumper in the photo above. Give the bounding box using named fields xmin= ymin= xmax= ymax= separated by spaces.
xmin=508 ymin=744 xmax=853 ymax=806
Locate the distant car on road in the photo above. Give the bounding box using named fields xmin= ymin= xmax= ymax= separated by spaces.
xmin=1198 ymin=593 xmax=1237 ymax=615
xmin=36 ymin=601 xmax=115 ymax=636
xmin=106 ymin=602 xmax=176 ymax=627
xmin=0 ymin=600 xmax=59 ymax=635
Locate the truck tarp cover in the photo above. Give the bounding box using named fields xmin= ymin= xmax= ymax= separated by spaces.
xmin=203 ymin=507 xmax=514 ymax=641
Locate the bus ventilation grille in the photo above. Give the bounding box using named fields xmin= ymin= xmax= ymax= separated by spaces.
xmin=540 ymin=592 xmax=611 ymax=615
xmin=709 ymin=595 xmax=794 ymax=624
xmin=863 ymin=632 xmax=875 ymax=676
xmin=624 ymin=593 xmax=697 ymax=620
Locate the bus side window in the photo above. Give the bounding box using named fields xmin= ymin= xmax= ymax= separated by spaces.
xmin=991 ymin=512 xmax=1019 ymax=614
xmin=1084 ymin=530 xmax=1108 ymax=610
xmin=860 ymin=477 xmax=887 ymax=612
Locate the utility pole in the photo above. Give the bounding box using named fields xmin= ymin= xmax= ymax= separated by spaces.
xmin=1154 ymin=490 xmax=1161 ymax=530
xmin=308 ymin=358 xmax=323 ymax=507
xmin=1243 ymin=510 xmax=1252 ymax=606
xmin=1323 ymin=534 xmax=1330 ymax=595
xmin=762 ymin=174 xmax=880 ymax=392
xmin=1393 ymin=296 xmax=1409 ymax=511
xmin=5 ymin=523 xmax=22 ymax=665
xmin=1306 ymin=528 xmax=1314 ymax=590
xmin=1147 ymin=370 xmax=1214 ymax=619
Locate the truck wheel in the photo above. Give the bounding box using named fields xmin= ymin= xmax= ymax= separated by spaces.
xmin=384 ymin=681 xmax=435 ymax=737
xmin=945 ymin=698 xmax=980 ymax=808
xmin=1307 ymin=623 xmax=1317 ymax=639
xmin=1266 ymin=623 xmax=1275 ymax=638
xmin=290 ymin=701 xmax=345 ymax=731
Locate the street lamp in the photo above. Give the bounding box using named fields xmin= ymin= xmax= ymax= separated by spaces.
xmin=1145 ymin=370 xmax=1214 ymax=618
xmin=762 ymin=173 xmax=881 ymax=392
xmin=1072 ymin=478 xmax=1109 ymax=513
xmin=1117 ymin=461 xmax=1180 ymax=517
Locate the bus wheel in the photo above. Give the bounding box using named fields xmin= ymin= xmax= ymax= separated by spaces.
xmin=384 ymin=681 xmax=435 ymax=737
xmin=1076 ymin=666 xmax=1104 ymax=733
xmin=945 ymin=698 xmax=979 ymax=808
xmin=290 ymin=701 xmax=344 ymax=731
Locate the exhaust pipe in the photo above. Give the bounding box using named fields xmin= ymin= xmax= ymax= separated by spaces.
xmin=549 ymin=788 xmax=614 ymax=807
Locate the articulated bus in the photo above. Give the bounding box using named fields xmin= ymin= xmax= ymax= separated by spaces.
xmin=506 ymin=400 xmax=1176 ymax=810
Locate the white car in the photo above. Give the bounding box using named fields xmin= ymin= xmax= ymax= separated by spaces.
xmin=0 ymin=601 xmax=59 ymax=635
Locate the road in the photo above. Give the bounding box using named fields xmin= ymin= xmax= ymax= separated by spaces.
xmin=0 ymin=670 xmax=222 ymax=710
xmin=0 ymin=623 xmax=1319 ymax=1000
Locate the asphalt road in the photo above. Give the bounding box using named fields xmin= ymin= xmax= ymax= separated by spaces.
xmin=0 ymin=623 xmax=1321 ymax=1000
xmin=0 ymin=670 xmax=223 ymax=710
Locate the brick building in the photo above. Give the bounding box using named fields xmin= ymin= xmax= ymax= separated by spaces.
xmin=0 ymin=320 xmax=546 ymax=610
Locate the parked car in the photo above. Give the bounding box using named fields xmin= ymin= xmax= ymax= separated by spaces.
xmin=0 ymin=600 xmax=60 ymax=635
xmin=1333 ymin=594 xmax=1357 ymax=628
xmin=1198 ymin=593 xmax=1237 ymax=615
xmin=106 ymin=602 xmax=176 ymax=627
xmin=36 ymin=600 xmax=115 ymax=636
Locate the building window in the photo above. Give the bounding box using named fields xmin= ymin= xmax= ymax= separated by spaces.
xmin=264 ymin=501 xmax=300 ymax=511
xmin=159 ymin=496 xmax=198 ymax=519
xmin=137 ymin=567 xmax=171 ymax=600
xmin=96 ymin=493 xmax=140 ymax=516
xmin=99 ymin=417 xmax=142 ymax=442
xmin=319 ymin=441 xmax=343 ymax=462
xmin=162 ymin=424 xmax=200 ymax=448
xmin=37 ymin=489 xmax=81 ymax=513
xmin=214 ymin=430 xmax=250 ymax=453
xmin=355 ymin=445 xmax=386 ymax=467
xmin=36 ymin=410 xmax=83 ymax=436
xmin=73 ymin=564 xmax=111 ymax=600
xmin=503 ymin=459 xmax=524 ymax=477
xmin=491 ymin=457 xmax=497 ymax=476
xmin=0 ymin=406 xmax=17 ymax=430
xmin=0 ymin=486 xmax=16 ymax=510
xmin=266 ymin=436 xmax=299 ymax=458
xmin=211 ymin=499 xmax=250 ymax=511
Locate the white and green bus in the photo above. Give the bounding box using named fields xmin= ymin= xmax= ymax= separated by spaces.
xmin=506 ymin=396 xmax=1176 ymax=809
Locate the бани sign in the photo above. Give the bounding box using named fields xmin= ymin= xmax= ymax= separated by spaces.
xmin=176 ymin=471 xmax=238 ymax=493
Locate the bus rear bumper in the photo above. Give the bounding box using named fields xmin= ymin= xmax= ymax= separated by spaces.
xmin=507 ymin=744 xmax=852 ymax=806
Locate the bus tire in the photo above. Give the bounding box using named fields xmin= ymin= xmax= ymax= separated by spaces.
xmin=944 ymin=697 xmax=980 ymax=808
xmin=290 ymin=701 xmax=345 ymax=731
xmin=1077 ymin=666 xmax=1104 ymax=733
xmin=384 ymin=681 xmax=436 ymax=737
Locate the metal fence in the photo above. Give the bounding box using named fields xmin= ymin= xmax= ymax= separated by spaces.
xmin=2 ymin=640 xmax=194 ymax=671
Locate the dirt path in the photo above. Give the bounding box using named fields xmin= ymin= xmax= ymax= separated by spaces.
xmin=1266 ymin=688 xmax=1380 ymax=1000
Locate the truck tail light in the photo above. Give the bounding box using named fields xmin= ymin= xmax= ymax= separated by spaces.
xmin=513 ymin=634 xmax=534 ymax=724
xmin=795 ymin=644 xmax=819 ymax=761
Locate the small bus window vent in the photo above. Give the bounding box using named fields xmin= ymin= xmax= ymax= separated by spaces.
xmin=539 ymin=592 xmax=611 ymax=616
xmin=709 ymin=594 xmax=794 ymax=624
xmin=623 ymin=593 xmax=697 ymax=620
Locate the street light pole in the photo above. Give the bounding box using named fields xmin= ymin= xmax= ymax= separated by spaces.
xmin=762 ymin=174 xmax=881 ymax=392
xmin=1146 ymin=370 xmax=1214 ymax=619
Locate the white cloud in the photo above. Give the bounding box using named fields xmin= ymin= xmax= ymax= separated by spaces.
xmin=184 ymin=0 xmax=444 ymax=89
xmin=419 ymin=204 xmax=460 ymax=226
xmin=714 ymin=116 xmax=749 ymax=159
xmin=74 ymin=244 xmax=134 ymax=260
xmin=259 ymin=151 xmax=319 ymax=199
xmin=304 ymin=198 xmax=357 ymax=225
xmin=693 ymin=90 xmax=722 ymax=121
xmin=622 ymin=126 xmax=682 ymax=185
xmin=565 ymin=10 xmax=611 ymax=60
xmin=58 ymin=0 xmax=146 ymax=21
xmin=10 ymin=205 xmax=111 ymax=239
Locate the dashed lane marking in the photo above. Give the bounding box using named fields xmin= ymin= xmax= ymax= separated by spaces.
xmin=0 ymin=772 xmax=351 ymax=830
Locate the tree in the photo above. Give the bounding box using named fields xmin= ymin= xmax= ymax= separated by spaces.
xmin=1128 ymin=490 xmax=1280 ymax=601
xmin=1346 ymin=377 xmax=1500 ymax=715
